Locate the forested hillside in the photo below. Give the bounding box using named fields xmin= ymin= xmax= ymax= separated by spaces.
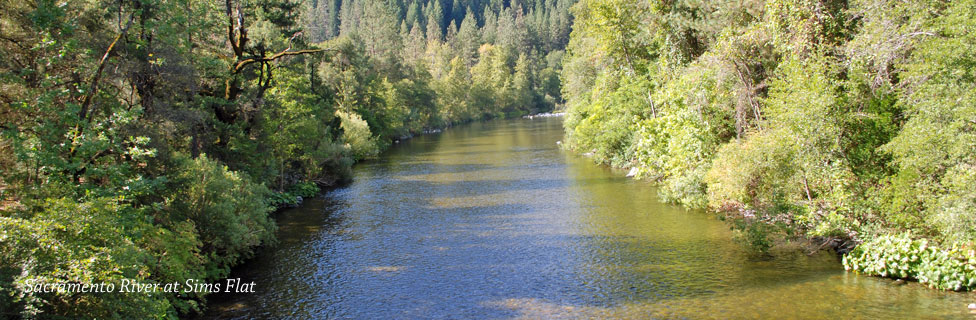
xmin=0 ymin=0 xmax=573 ymax=317
xmin=3 ymin=0 xmax=974 ymax=317
xmin=562 ymin=0 xmax=976 ymax=290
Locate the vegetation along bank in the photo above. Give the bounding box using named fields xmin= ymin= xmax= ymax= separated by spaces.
xmin=560 ymin=0 xmax=976 ymax=291
xmin=0 ymin=0 xmax=572 ymax=317
xmin=2 ymin=0 xmax=975 ymax=318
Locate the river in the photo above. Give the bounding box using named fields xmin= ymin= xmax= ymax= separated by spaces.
xmin=205 ymin=118 xmax=973 ymax=319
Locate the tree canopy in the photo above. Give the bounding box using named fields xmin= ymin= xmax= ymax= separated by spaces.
xmin=0 ymin=0 xmax=575 ymax=317
xmin=560 ymin=0 xmax=976 ymax=290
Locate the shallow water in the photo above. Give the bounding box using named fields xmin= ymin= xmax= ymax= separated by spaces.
xmin=205 ymin=118 xmax=974 ymax=319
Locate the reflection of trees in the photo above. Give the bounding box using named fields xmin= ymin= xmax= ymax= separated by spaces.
xmin=562 ymin=152 xmax=745 ymax=305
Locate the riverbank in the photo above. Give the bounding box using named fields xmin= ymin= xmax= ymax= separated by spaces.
xmin=566 ymin=143 xmax=976 ymax=292
xmin=559 ymin=0 xmax=976 ymax=294
xmin=203 ymin=117 xmax=974 ymax=319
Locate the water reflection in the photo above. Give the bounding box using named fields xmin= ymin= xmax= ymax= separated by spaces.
xmin=205 ymin=118 xmax=973 ymax=319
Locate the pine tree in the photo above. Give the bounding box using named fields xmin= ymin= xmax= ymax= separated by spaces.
xmin=457 ymin=8 xmax=482 ymax=65
xmin=425 ymin=1 xmax=444 ymax=41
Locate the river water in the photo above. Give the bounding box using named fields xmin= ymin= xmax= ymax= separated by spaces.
xmin=205 ymin=118 xmax=973 ymax=319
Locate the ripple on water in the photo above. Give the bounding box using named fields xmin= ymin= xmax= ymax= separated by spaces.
xmin=203 ymin=119 xmax=975 ymax=319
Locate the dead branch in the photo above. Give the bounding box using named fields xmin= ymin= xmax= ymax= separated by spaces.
xmin=79 ymin=13 xmax=135 ymax=123
xmin=233 ymin=48 xmax=330 ymax=73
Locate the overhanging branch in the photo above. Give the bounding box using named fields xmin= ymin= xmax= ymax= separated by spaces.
xmin=232 ymin=48 xmax=332 ymax=73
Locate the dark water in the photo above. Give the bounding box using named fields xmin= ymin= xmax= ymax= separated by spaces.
xmin=205 ymin=118 xmax=974 ymax=319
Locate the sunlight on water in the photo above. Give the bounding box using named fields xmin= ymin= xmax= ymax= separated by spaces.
xmin=205 ymin=118 xmax=974 ymax=319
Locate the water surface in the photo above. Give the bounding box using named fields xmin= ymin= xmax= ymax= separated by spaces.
xmin=206 ymin=118 xmax=973 ymax=319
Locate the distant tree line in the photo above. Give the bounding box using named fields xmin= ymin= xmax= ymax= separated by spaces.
xmin=0 ymin=0 xmax=573 ymax=317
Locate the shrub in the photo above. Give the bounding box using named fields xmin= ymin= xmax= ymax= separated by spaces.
xmin=843 ymin=234 xmax=976 ymax=291
xmin=730 ymin=217 xmax=776 ymax=254
xmin=167 ymin=155 xmax=276 ymax=279
xmin=564 ymin=71 xmax=648 ymax=167
xmin=288 ymin=181 xmax=321 ymax=199
xmin=880 ymin=0 xmax=976 ymax=244
xmin=267 ymin=181 xmax=321 ymax=209
xmin=705 ymin=129 xmax=801 ymax=212
xmin=336 ymin=110 xmax=381 ymax=160
xmin=0 ymin=198 xmax=174 ymax=318
xmin=630 ymin=55 xmax=736 ymax=208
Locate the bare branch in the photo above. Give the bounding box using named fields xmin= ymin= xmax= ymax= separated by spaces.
xmin=79 ymin=13 xmax=135 ymax=123
xmin=902 ymin=31 xmax=936 ymax=38
xmin=233 ymin=48 xmax=332 ymax=73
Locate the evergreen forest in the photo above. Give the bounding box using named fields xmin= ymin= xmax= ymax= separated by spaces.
xmin=2 ymin=0 xmax=975 ymax=318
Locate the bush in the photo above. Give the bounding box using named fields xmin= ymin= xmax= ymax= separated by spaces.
xmin=167 ymin=155 xmax=276 ymax=279
xmin=843 ymin=234 xmax=976 ymax=291
xmin=630 ymin=55 xmax=735 ymax=208
xmin=288 ymin=181 xmax=321 ymax=199
xmin=336 ymin=110 xmax=381 ymax=160
xmin=563 ymin=71 xmax=647 ymax=167
xmin=0 ymin=198 xmax=174 ymax=318
xmin=730 ymin=217 xmax=776 ymax=254
xmin=267 ymin=181 xmax=321 ymax=208
xmin=705 ymin=129 xmax=801 ymax=212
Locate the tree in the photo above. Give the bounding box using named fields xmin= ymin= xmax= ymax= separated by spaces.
xmin=882 ymin=0 xmax=976 ymax=243
xmin=457 ymin=8 xmax=482 ymax=65
xmin=360 ymin=0 xmax=404 ymax=76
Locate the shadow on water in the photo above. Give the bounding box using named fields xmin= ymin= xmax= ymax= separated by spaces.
xmin=203 ymin=118 xmax=975 ymax=319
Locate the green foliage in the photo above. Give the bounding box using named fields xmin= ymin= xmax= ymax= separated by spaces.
xmin=561 ymin=0 xmax=976 ymax=285
xmin=706 ymin=131 xmax=797 ymax=211
xmin=564 ymin=71 xmax=647 ymax=167
xmin=263 ymin=64 xmax=353 ymax=189
xmin=844 ymin=234 xmax=976 ymax=291
xmin=267 ymin=179 xmax=321 ymax=208
xmin=437 ymin=56 xmax=477 ymax=122
xmin=166 ymin=155 xmax=275 ymax=279
xmin=3 ymin=0 xmax=579 ymax=317
xmin=632 ymin=55 xmax=736 ymax=207
xmin=337 ymin=110 xmax=381 ymax=160
xmin=731 ymin=217 xmax=776 ymax=254
xmin=880 ymin=0 xmax=976 ymax=244
xmin=844 ymin=234 xmax=927 ymax=279
xmin=562 ymin=0 xmax=767 ymax=204
xmin=707 ymin=56 xmax=868 ymax=241
xmin=379 ymin=76 xmax=438 ymax=135
xmin=0 ymin=198 xmax=174 ymax=318
xmin=290 ymin=181 xmax=321 ymax=199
